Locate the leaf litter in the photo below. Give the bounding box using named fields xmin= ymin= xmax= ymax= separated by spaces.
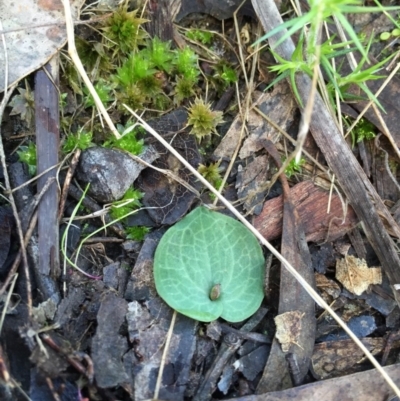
xmin=336 ymin=255 xmax=382 ymax=296
xmin=1 ymin=0 xmax=400 ymax=400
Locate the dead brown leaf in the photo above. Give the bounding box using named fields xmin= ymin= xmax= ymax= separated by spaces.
xmin=336 ymin=255 xmax=382 ymax=296
xmin=275 ymin=311 xmax=305 ymax=353
xmin=0 ymin=0 xmax=84 ymax=91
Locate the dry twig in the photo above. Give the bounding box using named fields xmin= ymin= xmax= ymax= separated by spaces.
xmin=0 ymin=80 xmax=32 ymax=313
xmin=61 ymin=0 xmax=120 ymax=139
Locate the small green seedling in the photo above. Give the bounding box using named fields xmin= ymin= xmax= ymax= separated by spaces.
xmin=110 ymin=187 xmax=143 ymax=220
xmin=173 ymin=76 xmax=198 ymax=105
xmin=60 ymin=92 xmax=68 ymax=110
xmin=284 ymin=156 xmax=306 ymax=178
xmin=63 ymin=130 xmax=94 ymax=153
xmin=267 ymin=34 xmax=313 ymax=107
xmin=187 ymin=98 xmax=224 ymax=142
xmin=104 ymin=123 xmax=144 ymax=155
xmin=115 ymin=53 xmax=157 ymax=88
xmin=83 ymin=79 xmax=114 ymax=108
xmin=186 ymin=29 xmax=214 ymax=45
xmin=198 ymin=162 xmax=223 ymax=189
xmin=213 ymin=61 xmax=238 ymax=90
xmin=114 ymin=51 xmax=163 ymax=109
xmin=17 ymin=142 xmax=37 ymax=176
xmin=220 ymin=65 xmax=238 ymax=86
xmin=154 ymin=206 xmax=265 ymax=322
xmin=380 ymin=29 xmax=400 ymax=40
xmin=126 ymin=226 xmax=151 ymax=241
xmin=173 ymin=47 xmax=200 ymax=81
xmin=102 ymin=1 xmax=148 ymax=57
xmin=142 ymin=36 xmax=174 ymax=73
xmin=350 ymin=118 xmax=376 ymax=147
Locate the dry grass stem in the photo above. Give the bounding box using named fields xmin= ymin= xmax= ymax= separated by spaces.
xmin=213 ymin=17 xmax=261 ymax=207
xmin=0 ymin=274 xmax=18 ymax=336
xmin=345 ymin=61 xmax=400 ymax=145
xmin=0 ymin=85 xmax=32 ymax=313
xmin=153 ymin=310 xmax=177 ymax=400
xmin=61 ymin=0 xmax=121 ymax=139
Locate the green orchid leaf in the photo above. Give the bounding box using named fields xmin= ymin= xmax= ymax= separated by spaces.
xmin=154 ymin=206 xmax=265 ymax=322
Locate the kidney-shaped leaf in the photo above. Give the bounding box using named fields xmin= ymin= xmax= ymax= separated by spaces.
xmin=154 ymin=206 xmax=265 ymax=322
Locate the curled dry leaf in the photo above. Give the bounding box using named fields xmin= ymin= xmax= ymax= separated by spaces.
xmin=336 ymin=255 xmax=382 ymax=296
xmin=274 ymin=310 xmax=304 ymax=353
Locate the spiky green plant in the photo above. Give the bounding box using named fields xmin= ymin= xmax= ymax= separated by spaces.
xmin=104 ymin=124 xmax=144 ymax=155
xmin=198 ymin=161 xmax=223 ymax=188
xmin=142 ymin=37 xmax=174 ymax=73
xmin=126 ymin=226 xmax=151 ymax=240
xmin=173 ymin=47 xmax=200 ymax=80
xmin=255 ymin=0 xmax=400 ymax=110
xmin=187 ymin=98 xmax=224 ymax=142
xmin=173 ymin=76 xmax=198 ymax=104
xmin=63 ymin=131 xmax=94 ymax=153
xmin=102 ymin=2 xmax=148 ymax=57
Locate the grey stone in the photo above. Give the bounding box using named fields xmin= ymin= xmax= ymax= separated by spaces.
xmin=77 ymin=146 xmax=158 ymax=203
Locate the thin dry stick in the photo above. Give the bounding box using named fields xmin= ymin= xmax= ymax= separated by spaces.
xmin=153 ymin=310 xmax=177 ymax=401
xmin=370 ymin=102 xmax=400 ymax=161
xmin=60 ymin=0 xmax=120 ymax=139
xmin=0 ymin=274 xmax=18 ymax=336
xmin=0 ymin=212 xmax=38 ymax=299
xmin=333 ymin=15 xmax=358 ymax=69
xmin=0 ymin=177 xmax=54 ymax=298
xmin=126 ymin=106 xmax=400 ymax=398
xmin=325 ymin=23 xmax=342 ymax=216
xmin=270 ymin=39 xmax=321 ymax=182
xmin=295 ymin=24 xmax=322 ymax=157
xmin=58 ymin=149 xmax=81 ymax=220
xmin=0 ymin=25 xmax=32 ymax=313
xmin=9 ymin=378 xmax=32 ymax=401
xmin=233 ymin=0 xmax=250 ymax=88
xmin=213 ymin=18 xmax=261 ymax=206
xmin=254 ymin=104 xmax=349 ymax=217
xmin=8 ymin=162 xmax=62 ymax=194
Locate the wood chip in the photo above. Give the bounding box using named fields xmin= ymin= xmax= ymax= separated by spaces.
xmin=213 ymin=82 xmax=295 ymax=161
xmin=274 ymin=311 xmax=304 ymax=353
xmin=315 ymin=273 xmax=341 ymax=301
xmin=254 ymin=181 xmax=359 ymax=242
xmin=336 ymin=255 xmax=382 ymax=296
xmin=311 ymin=338 xmax=389 ymax=379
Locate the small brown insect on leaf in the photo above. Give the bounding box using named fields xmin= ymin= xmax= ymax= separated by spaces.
xmin=336 ymin=255 xmax=382 ymax=296
xmin=209 ymin=284 xmax=221 ymax=301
